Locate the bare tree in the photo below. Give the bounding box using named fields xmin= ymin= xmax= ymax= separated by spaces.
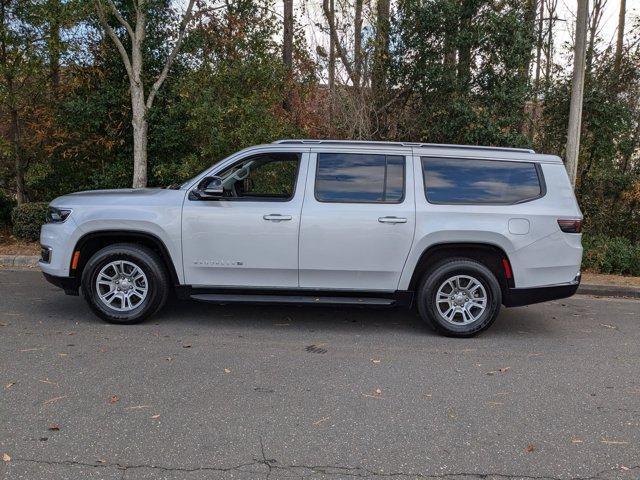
xmin=614 ymin=0 xmax=626 ymax=73
xmin=586 ymin=0 xmax=605 ymax=75
xmin=565 ymin=0 xmax=589 ymax=187
xmin=321 ymin=0 xmax=363 ymax=87
xmin=95 ymin=0 xmax=196 ymax=188
xmin=327 ymin=0 xmax=335 ymax=91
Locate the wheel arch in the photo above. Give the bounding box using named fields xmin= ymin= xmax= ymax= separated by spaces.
xmin=406 ymin=242 xmax=515 ymax=294
xmin=70 ymin=230 xmax=180 ymax=286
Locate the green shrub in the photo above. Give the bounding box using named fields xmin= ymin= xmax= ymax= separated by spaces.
xmin=11 ymin=202 xmax=48 ymax=241
xmin=582 ymin=235 xmax=640 ymax=276
xmin=0 ymin=191 xmax=15 ymax=227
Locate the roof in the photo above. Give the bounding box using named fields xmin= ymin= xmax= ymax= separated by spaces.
xmin=273 ymin=139 xmax=536 ymax=154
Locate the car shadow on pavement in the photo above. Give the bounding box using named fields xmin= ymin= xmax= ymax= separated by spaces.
xmin=148 ymin=296 xmax=555 ymax=338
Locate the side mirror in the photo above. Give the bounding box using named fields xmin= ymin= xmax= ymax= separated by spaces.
xmin=193 ymin=176 xmax=224 ymax=199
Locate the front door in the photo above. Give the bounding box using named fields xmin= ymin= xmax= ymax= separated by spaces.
xmin=299 ymin=150 xmax=416 ymax=291
xmin=182 ymin=150 xmax=308 ymax=288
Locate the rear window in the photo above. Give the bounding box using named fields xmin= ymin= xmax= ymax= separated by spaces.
xmin=421 ymin=157 xmax=543 ymax=204
xmin=315 ymin=153 xmax=405 ymax=203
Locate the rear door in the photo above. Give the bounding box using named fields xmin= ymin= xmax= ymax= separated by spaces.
xmin=299 ymin=149 xmax=415 ymax=291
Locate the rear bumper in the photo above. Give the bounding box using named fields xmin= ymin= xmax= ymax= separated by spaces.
xmin=503 ymin=275 xmax=580 ymax=307
xmin=43 ymin=272 xmax=79 ymax=296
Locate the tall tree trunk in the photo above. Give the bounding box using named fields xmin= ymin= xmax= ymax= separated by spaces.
xmin=521 ymin=0 xmax=538 ymax=81
xmin=565 ymin=0 xmax=589 ymax=187
xmin=534 ymin=0 xmax=544 ymax=91
xmin=282 ymin=0 xmax=293 ymax=111
xmin=456 ymin=0 xmax=478 ymax=95
xmin=353 ymin=0 xmax=363 ymax=88
xmin=544 ymin=0 xmax=557 ymax=89
xmin=614 ymin=0 xmax=626 ymax=73
xmin=328 ymin=0 xmax=335 ymax=91
xmin=585 ymin=0 xmax=602 ymax=76
xmin=372 ymin=0 xmax=390 ymax=100
xmin=130 ymin=35 xmax=147 ymax=189
xmin=48 ymin=0 xmax=61 ymax=96
xmin=10 ymin=105 xmax=25 ymax=205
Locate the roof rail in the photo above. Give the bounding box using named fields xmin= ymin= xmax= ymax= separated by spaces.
xmin=272 ymin=139 xmax=535 ymax=154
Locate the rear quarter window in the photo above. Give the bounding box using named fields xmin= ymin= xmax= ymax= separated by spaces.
xmin=421 ymin=157 xmax=544 ymax=205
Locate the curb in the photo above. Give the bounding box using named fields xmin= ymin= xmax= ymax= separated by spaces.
xmin=577 ymin=284 xmax=640 ymax=299
xmin=0 ymin=255 xmax=639 ymax=299
xmin=0 ymin=255 xmax=39 ymax=268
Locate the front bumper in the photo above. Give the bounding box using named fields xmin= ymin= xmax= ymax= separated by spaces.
xmin=43 ymin=272 xmax=79 ymax=296
xmin=503 ymin=274 xmax=580 ymax=307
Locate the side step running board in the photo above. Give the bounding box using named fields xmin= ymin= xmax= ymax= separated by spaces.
xmin=190 ymin=293 xmax=396 ymax=306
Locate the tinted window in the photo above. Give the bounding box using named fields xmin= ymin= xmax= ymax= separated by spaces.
xmin=315 ymin=153 xmax=405 ymax=203
xmin=422 ymin=157 xmax=542 ymax=204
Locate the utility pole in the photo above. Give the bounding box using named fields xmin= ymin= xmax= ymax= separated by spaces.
xmin=565 ymin=0 xmax=589 ymax=187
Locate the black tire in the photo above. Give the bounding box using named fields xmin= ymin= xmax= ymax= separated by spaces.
xmin=81 ymin=243 xmax=169 ymax=324
xmin=416 ymin=258 xmax=502 ymax=337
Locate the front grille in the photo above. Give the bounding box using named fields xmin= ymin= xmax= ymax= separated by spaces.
xmin=40 ymin=247 xmax=51 ymax=263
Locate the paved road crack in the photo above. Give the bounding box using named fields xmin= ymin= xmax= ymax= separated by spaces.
xmin=7 ymin=456 xmax=637 ymax=480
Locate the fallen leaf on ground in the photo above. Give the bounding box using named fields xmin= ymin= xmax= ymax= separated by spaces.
xmin=43 ymin=395 xmax=67 ymax=405
xmin=370 ymin=359 xmax=381 ymax=364
xmin=601 ymin=438 xmax=628 ymax=445
xmin=571 ymin=438 xmax=583 ymax=443
xmin=182 ymin=344 xmax=192 ymax=348
xmin=600 ymin=324 xmax=618 ymax=330
xmin=48 ymin=424 xmax=60 ymax=431
xmin=109 ymin=395 xmax=119 ymax=404
xmin=5 ymin=382 xmax=15 ymax=389
xmin=58 ymin=353 xmax=68 ymax=357
xmin=150 ymin=414 xmax=160 ymax=419
xmin=621 ymin=466 xmax=630 ymax=471
xmin=313 ymin=416 xmax=330 ymax=426
xmin=224 ymin=368 xmax=231 ymax=374
xmin=39 ymin=379 xmax=57 ymax=385
xmin=99 ymin=348 xmax=108 ymax=353
xmin=20 ymin=347 xmax=45 ymax=352
xmin=2 ymin=453 xmax=10 ymax=462
xmin=525 ymin=444 xmax=536 ymax=452
xmin=97 ymin=459 xmax=107 ymax=464
xmin=0 ymin=322 xmax=8 ymax=327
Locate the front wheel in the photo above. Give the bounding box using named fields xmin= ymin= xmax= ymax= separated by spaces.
xmin=417 ymin=258 xmax=502 ymax=337
xmin=81 ymin=244 xmax=169 ymax=324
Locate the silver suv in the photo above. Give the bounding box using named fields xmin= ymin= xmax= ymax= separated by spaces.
xmin=40 ymin=140 xmax=583 ymax=336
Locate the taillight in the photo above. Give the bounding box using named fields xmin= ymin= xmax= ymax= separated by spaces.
xmin=557 ymin=218 xmax=583 ymax=233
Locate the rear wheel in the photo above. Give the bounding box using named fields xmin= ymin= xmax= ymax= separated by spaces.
xmin=417 ymin=258 xmax=501 ymax=337
xmin=81 ymin=244 xmax=169 ymax=324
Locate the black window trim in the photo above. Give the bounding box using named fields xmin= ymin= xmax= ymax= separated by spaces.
xmin=314 ymin=152 xmax=407 ymax=204
xmin=189 ymin=152 xmax=301 ymax=203
xmin=420 ymin=155 xmax=547 ymax=206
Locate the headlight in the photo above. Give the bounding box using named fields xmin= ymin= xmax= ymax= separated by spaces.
xmin=46 ymin=206 xmax=72 ymax=223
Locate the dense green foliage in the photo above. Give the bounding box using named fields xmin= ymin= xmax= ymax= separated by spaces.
xmin=583 ymin=235 xmax=640 ymax=276
xmin=0 ymin=1 xmax=638 ymax=273
xmin=11 ymin=202 xmax=48 ymax=241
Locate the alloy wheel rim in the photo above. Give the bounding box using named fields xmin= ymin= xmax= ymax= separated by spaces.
xmin=435 ymin=274 xmax=487 ymax=326
xmin=95 ymin=260 xmax=148 ymax=312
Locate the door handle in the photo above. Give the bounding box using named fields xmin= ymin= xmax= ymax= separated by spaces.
xmin=378 ymin=216 xmax=407 ymax=224
xmin=263 ymin=214 xmax=292 ymax=221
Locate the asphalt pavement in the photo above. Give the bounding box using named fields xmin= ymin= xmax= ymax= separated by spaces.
xmin=1 ymin=269 xmax=639 ymax=480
